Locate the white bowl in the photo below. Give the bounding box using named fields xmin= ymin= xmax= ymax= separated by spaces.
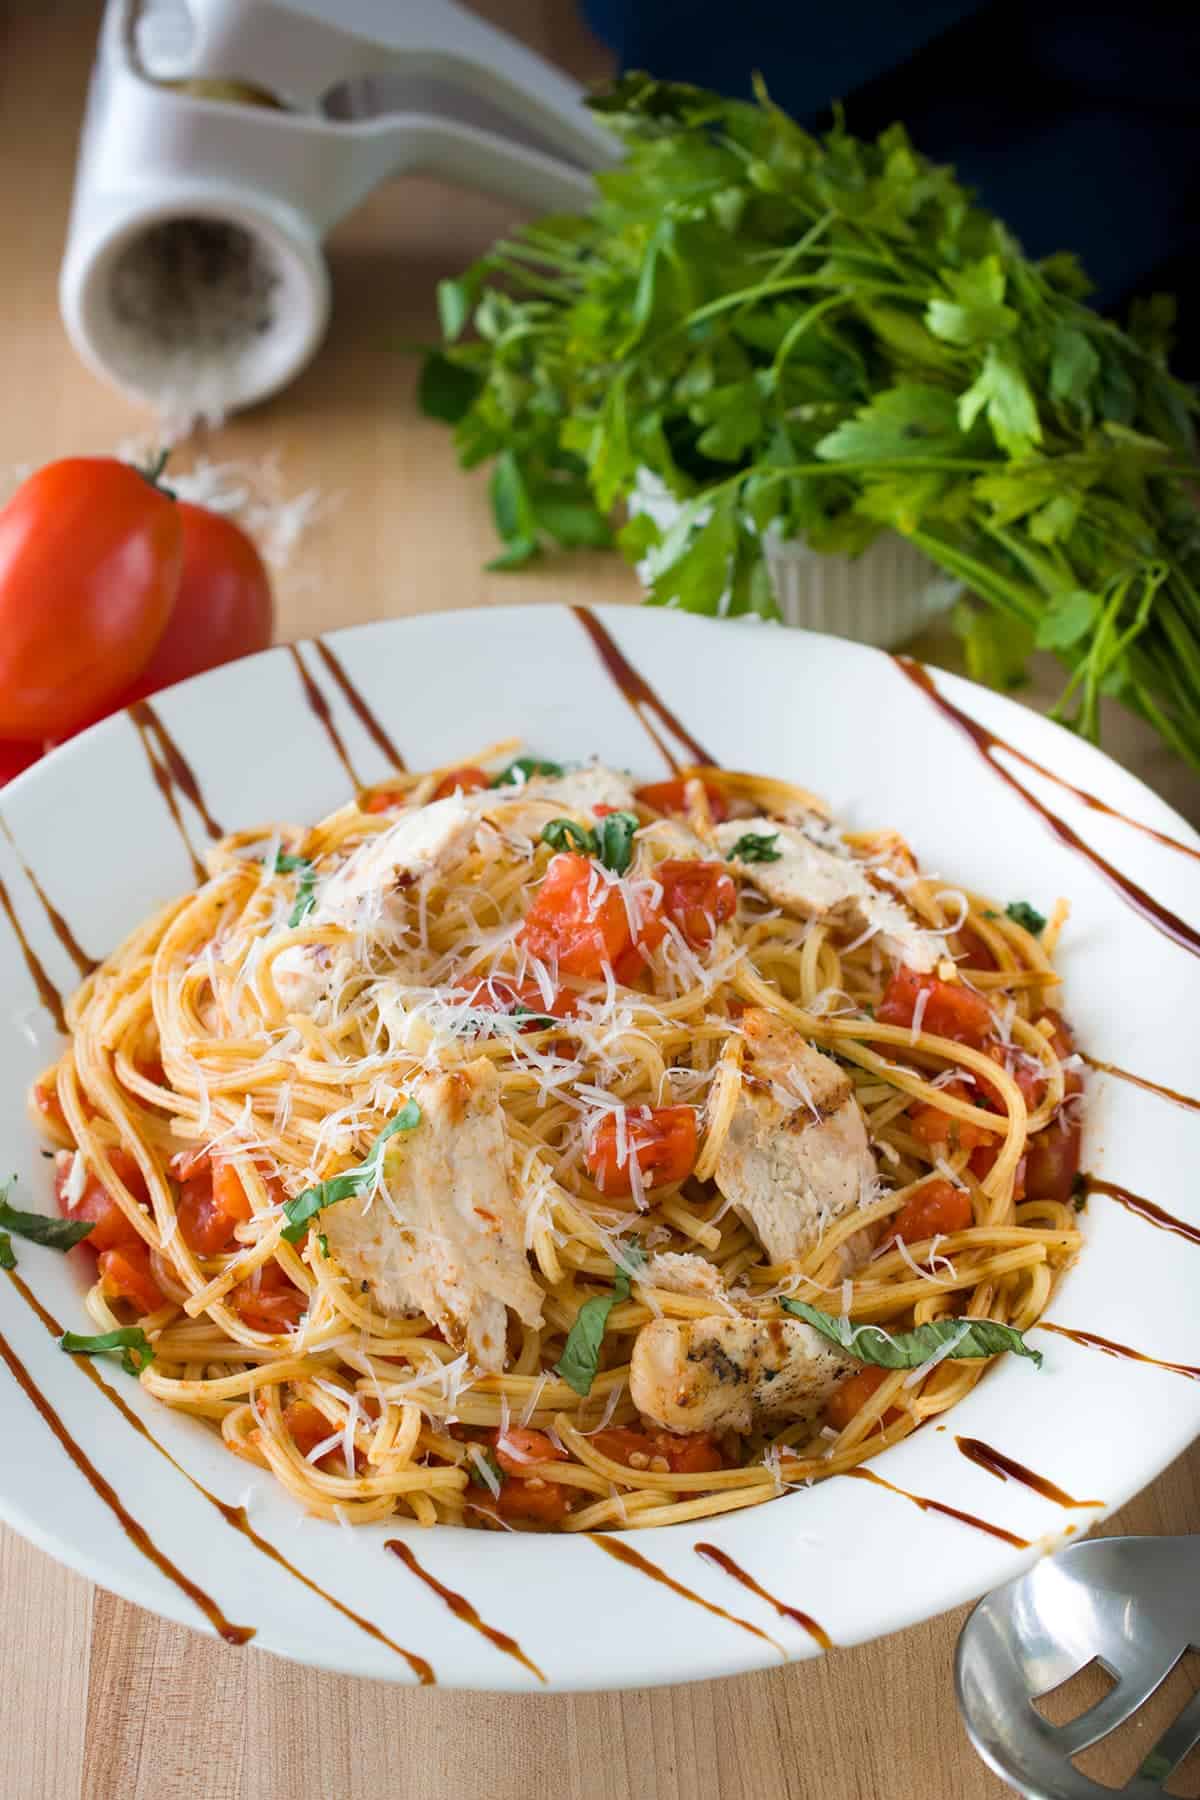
xmin=630 ymin=469 xmax=959 ymax=646
xmin=0 ymin=605 xmax=1196 ymax=1691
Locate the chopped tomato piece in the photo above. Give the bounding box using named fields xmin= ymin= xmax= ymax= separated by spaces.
xmin=55 ymin=1148 xmax=147 ymax=1253
xmin=361 ymin=786 xmax=406 ymax=813
xmin=657 ymin=859 xmax=737 ymax=950
xmin=457 ymin=975 xmax=577 ymax=1027
xmin=635 ymin=776 xmax=728 ymax=824
xmin=493 ymin=1427 xmax=566 ymax=1476
xmin=97 ymin=1244 xmax=164 ymax=1315
xmin=970 ymin=1142 xmax=1027 ymax=1201
xmin=590 ymin=1426 xmax=725 ymax=1473
xmin=586 ymin=1105 xmax=697 ymax=1197
xmin=231 ymin=1261 xmax=307 ymax=1333
xmin=885 ymin=1178 xmax=973 ymax=1246
xmin=826 ymin=1366 xmax=892 ymax=1432
xmin=1024 ymin=1116 xmax=1083 ymax=1204
xmin=33 ymin=1078 xmax=70 ymax=1137
xmin=432 ymin=766 xmax=490 ymax=801
xmin=495 ymin=1476 xmax=569 ymax=1524
xmin=956 ymin=926 xmax=999 ymax=972
xmin=878 ymin=967 xmax=993 ymax=1047
xmin=909 ymin=1080 xmax=997 ymax=1152
xmin=175 ymin=1155 xmax=254 ymax=1256
xmin=518 ymin=852 xmax=634 ymax=979
xmin=283 ymin=1400 xmax=330 ymax=1458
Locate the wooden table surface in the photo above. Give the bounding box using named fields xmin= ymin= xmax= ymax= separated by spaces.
xmin=1 ymin=7 xmax=1196 ymax=1798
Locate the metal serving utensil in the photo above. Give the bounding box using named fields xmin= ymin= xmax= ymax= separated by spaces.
xmin=956 ymin=1535 xmax=1200 ymax=1798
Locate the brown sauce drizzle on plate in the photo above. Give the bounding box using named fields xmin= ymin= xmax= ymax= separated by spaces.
xmin=571 ymin=607 xmax=717 ymax=771
xmin=385 ymin=1538 xmax=544 ymax=1682
xmin=0 ymin=872 xmax=67 ymax=1032
xmin=128 ymin=709 xmax=207 ymax=883
xmin=313 ymin=639 xmax=406 ymax=770
xmin=893 ymin=658 xmax=1200 ymax=958
xmin=694 ymin=1543 xmax=832 ymax=1648
xmin=0 ymin=1283 xmax=252 ymax=1643
xmin=1038 ymin=1322 xmax=1200 ymax=1381
xmin=286 ymin=643 xmax=364 ymax=792
xmin=590 ymin=1533 xmax=785 ymax=1657
xmin=7 ymin=1272 xmax=434 ymax=1681
xmin=129 ymin=701 xmax=224 ymax=841
xmin=0 ymin=816 xmax=96 ymax=977
xmin=955 ymin=1437 xmax=1101 ymax=1509
xmin=1084 ymin=1176 xmax=1200 ymax=1246
xmin=848 ymin=1465 xmax=1031 ymax=1548
xmin=1080 ymin=1056 xmax=1200 ymax=1114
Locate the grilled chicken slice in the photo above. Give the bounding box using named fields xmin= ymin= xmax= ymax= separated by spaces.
xmin=322 ymin=1058 xmax=542 ymax=1370
xmin=714 ymin=816 xmax=942 ymax=971
xmin=715 ymin=1009 xmax=876 ymax=1266
xmin=630 ymin=1315 xmax=851 ymax=1433
xmin=273 ymin=796 xmax=477 ymax=1010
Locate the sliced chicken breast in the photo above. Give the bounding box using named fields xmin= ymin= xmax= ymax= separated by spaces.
xmin=715 ymin=1009 xmax=876 ymax=1266
xmin=630 ymin=1314 xmax=851 ymax=1433
xmin=273 ymin=797 xmax=477 ymax=1011
xmin=323 ymin=1058 xmax=542 ymax=1371
xmin=642 ymin=1250 xmax=727 ymax=1299
xmin=714 ymin=816 xmax=942 ymax=971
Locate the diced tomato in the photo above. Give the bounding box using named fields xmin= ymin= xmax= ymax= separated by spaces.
xmin=956 ymin=926 xmax=999 ymax=972
xmin=231 ymin=1261 xmax=307 ymax=1332
xmin=1025 ymin=1115 xmax=1083 ymax=1204
xmin=457 ymin=975 xmax=578 ymax=1027
xmin=432 ymin=766 xmax=490 ymax=801
xmin=175 ymin=1155 xmax=254 ymax=1256
xmin=885 ymin=1178 xmax=974 ymax=1246
xmin=878 ymin=966 xmax=993 ymax=1047
xmin=909 ymin=1080 xmax=997 ymax=1152
xmin=657 ymin=859 xmax=737 ymax=950
xmin=493 ymin=1427 xmax=566 ymax=1476
xmin=970 ymin=1142 xmax=1027 ymax=1201
xmin=283 ymin=1400 xmax=330 ymax=1458
xmin=55 ymin=1148 xmax=147 ymax=1253
xmin=635 ymin=776 xmax=728 ymax=824
xmin=590 ymin=1426 xmax=726 ymax=1474
xmin=586 ymin=1105 xmax=697 ymax=1197
xmin=97 ymin=1244 xmax=165 ymax=1315
xmin=135 ymin=1056 xmax=166 ymax=1090
xmin=826 ymin=1366 xmax=892 ymax=1432
xmin=33 ymin=1078 xmax=70 ymax=1137
xmin=495 ymin=1477 xmax=569 ymax=1524
xmin=518 ymin=852 xmax=634 ymax=979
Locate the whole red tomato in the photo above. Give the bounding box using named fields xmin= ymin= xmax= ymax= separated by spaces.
xmin=0 ymin=458 xmax=181 ymax=739
xmin=123 ymin=501 xmax=273 ymax=700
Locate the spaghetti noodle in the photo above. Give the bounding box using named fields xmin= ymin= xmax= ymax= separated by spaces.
xmin=29 ymin=748 xmax=1084 ymax=1532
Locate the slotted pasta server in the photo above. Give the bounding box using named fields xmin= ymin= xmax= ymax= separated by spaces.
xmin=956 ymin=1534 xmax=1200 ymax=1798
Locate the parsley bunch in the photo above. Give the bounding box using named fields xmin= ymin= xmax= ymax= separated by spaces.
xmin=422 ymin=73 xmax=1200 ymax=770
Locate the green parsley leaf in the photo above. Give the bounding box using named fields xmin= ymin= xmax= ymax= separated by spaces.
xmin=60 ymin=1327 xmax=155 ymax=1376
xmin=727 ymin=832 xmax=782 ymax=863
xmin=0 ymin=1191 xmax=94 ymax=1252
xmin=418 ymin=351 xmax=482 ymax=424
xmin=274 ymin=851 xmax=317 ymax=928
xmin=780 ymin=1300 xmax=1042 ymax=1370
xmin=1004 ymin=900 xmax=1047 ymax=936
xmin=491 ymin=757 xmax=563 ymax=788
xmin=281 ymin=1102 xmax=422 ymax=1244
xmin=541 ymin=818 xmax=596 ymax=857
xmin=0 ymin=1231 xmax=15 ymax=1270
xmin=555 ymin=1243 xmax=645 ymax=1397
xmin=1034 ymin=589 xmax=1100 ymax=651
xmin=815 ymin=386 xmax=964 ymax=464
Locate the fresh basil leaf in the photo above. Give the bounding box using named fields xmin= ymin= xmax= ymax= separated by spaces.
xmin=0 ymin=1193 xmax=94 ymax=1252
xmin=595 ymin=811 xmax=639 ymax=874
xmin=511 ymin=1003 xmax=558 ymax=1029
xmin=316 ymin=1232 xmax=329 ymax=1259
xmin=727 ymin=832 xmax=781 ymax=863
xmin=467 ymin=1448 xmax=505 ymax=1489
xmin=0 ymin=1231 xmax=15 ymax=1270
xmin=1005 ymin=900 xmax=1047 ymax=936
xmin=491 ymin=757 xmax=564 ymax=788
xmin=60 ymin=1327 xmax=155 ymax=1375
xmin=281 ymin=1102 xmax=421 ymax=1243
xmin=274 ymin=851 xmax=317 ymax=928
xmin=555 ymin=1242 xmax=645 ymax=1397
xmin=541 ymin=818 xmax=597 ymax=856
xmin=780 ymin=1300 xmax=1042 ymax=1370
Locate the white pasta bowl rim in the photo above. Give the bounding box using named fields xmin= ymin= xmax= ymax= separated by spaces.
xmin=0 ymin=602 xmax=1196 ymax=1692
